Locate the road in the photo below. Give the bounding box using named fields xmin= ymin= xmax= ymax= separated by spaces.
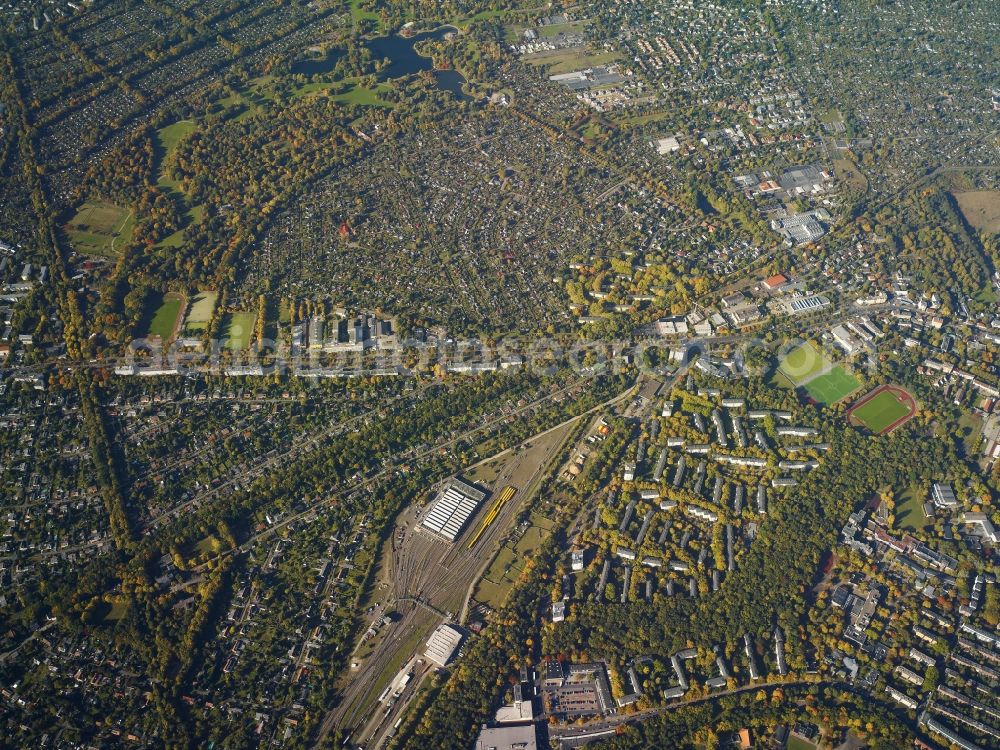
xmin=143 ymin=383 xmax=436 ymax=531
xmin=196 ymin=376 xmax=602 ymax=573
xmin=549 ymin=679 xmax=834 ymax=747
xmin=0 ymin=620 xmax=55 ymax=665
xmin=456 ymin=380 xmax=640 ymax=623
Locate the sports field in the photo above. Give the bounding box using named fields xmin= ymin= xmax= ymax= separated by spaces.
xmin=182 ymin=291 xmax=218 ymax=334
xmin=803 ymin=365 xmax=861 ymax=405
xmin=848 ymin=386 xmax=916 ymax=434
xmin=222 ymin=311 xmax=256 ymax=350
xmin=65 ymin=200 xmax=134 ymax=256
xmin=778 ymin=341 xmax=832 ymax=385
xmin=144 ymin=292 xmax=184 ymax=341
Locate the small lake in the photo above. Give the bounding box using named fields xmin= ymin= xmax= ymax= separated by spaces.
xmin=367 ymin=26 xmax=469 ymax=99
xmin=366 ymin=26 xmax=469 ymax=99
xmin=290 ymin=26 xmax=469 ymax=99
xmin=289 ymin=48 xmax=345 ymax=75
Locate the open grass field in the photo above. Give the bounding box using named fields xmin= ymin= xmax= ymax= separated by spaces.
xmin=848 ymin=385 xmax=916 ymax=434
xmin=292 ymin=81 xmax=395 ymax=107
xmin=833 ymin=157 xmax=868 ymax=194
xmin=155 ymin=120 xmax=196 ymax=189
xmin=156 ymin=204 xmax=206 ymax=249
xmin=958 ymin=411 xmax=984 ymax=456
xmin=349 ymin=0 xmax=379 ymax=24
xmin=222 ymin=311 xmax=256 ymax=350
xmin=464 ymin=457 xmax=503 ymax=485
xmin=787 ymin=737 xmax=817 ymax=750
xmin=513 ymin=514 xmax=553 ymax=556
xmin=143 ymin=292 xmax=184 ymax=341
xmin=537 ymin=20 xmax=588 ymax=37
xmin=953 ymin=190 xmax=1000 ymax=233
xmin=474 ymin=546 xmax=523 ymax=608
xmin=895 ymin=486 xmax=931 ymax=531
xmin=65 ymin=200 xmax=134 ymax=257
xmin=102 ymin=599 xmax=129 ymax=623
xmin=474 ymin=510 xmax=556 ymax=608
xmin=182 ymin=290 xmax=218 ymax=334
xmin=778 ymin=341 xmax=832 ymax=385
xmin=523 ymin=46 xmax=621 ymax=75
xmin=618 ymin=110 xmax=673 ymax=127
xmin=803 ymin=365 xmax=861 ymax=405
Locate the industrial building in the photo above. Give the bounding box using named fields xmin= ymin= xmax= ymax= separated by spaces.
xmin=421 ymin=478 xmax=487 ymax=542
xmin=424 ymin=623 xmax=464 ymax=667
xmin=783 ymin=295 xmax=832 ymax=314
xmin=771 ymin=209 xmax=831 ymax=245
xmin=474 ymin=724 xmax=537 ymax=750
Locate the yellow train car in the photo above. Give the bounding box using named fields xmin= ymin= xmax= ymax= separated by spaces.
xmin=467 ymin=486 xmax=516 ymax=549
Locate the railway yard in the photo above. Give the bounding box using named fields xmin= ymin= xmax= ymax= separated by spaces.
xmin=321 ymin=407 xmax=589 ymax=748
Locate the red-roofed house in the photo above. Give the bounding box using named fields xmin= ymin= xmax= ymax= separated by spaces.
xmin=762 ymin=274 xmax=789 ymax=291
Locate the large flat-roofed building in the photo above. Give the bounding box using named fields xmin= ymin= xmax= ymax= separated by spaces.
xmin=424 ymin=623 xmax=464 ymax=666
xmin=931 ymin=482 xmax=958 ymax=509
xmin=474 ymin=724 xmax=537 ymax=750
xmin=421 ymin=478 xmax=487 ymax=542
xmin=783 ymin=295 xmax=831 ymax=315
xmin=541 ymin=662 xmax=615 ymax=718
xmin=772 ymin=209 xmax=830 ymax=245
xmin=779 ymin=164 xmax=830 ymax=195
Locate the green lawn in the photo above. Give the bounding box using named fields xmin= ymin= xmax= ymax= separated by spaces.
xmin=804 ymin=365 xmax=861 ymax=405
xmin=156 ymin=204 xmax=205 ymax=249
xmin=155 ymin=120 xmax=196 ymax=189
xmin=153 ymin=121 xmax=204 ymax=251
xmin=787 ymin=736 xmax=817 ymax=750
xmin=895 ymin=486 xmax=931 ymax=531
xmin=476 ymin=545 xmax=523 ymax=608
xmin=537 ymin=20 xmax=588 ymax=37
xmin=349 ymin=0 xmax=379 ymax=24
xmin=778 ymin=342 xmax=831 ymax=385
xmin=223 ymin=311 xmax=256 ymax=350
xmin=145 ymin=292 xmax=184 ymax=340
xmin=618 ymin=110 xmax=674 ymax=127
xmin=474 ymin=577 xmax=516 ymax=609
xmin=958 ymin=411 xmax=984 ymax=455
xmin=820 ymin=108 xmax=844 ymax=124
xmin=65 ymin=200 xmax=134 ymax=257
xmin=475 ymin=511 xmax=555 ymax=608
xmin=850 ymin=389 xmax=912 ymax=433
xmin=182 ymin=291 xmax=218 ymax=334
xmin=513 ymin=511 xmax=555 ymax=556
xmin=102 ymin=599 xmax=129 ymax=622
xmin=292 ymin=81 xmax=395 ymax=108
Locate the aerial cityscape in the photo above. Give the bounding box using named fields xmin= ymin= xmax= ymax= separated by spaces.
xmin=0 ymin=1 xmax=999 ymax=749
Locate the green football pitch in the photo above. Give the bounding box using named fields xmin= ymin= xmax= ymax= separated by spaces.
xmin=803 ymin=366 xmax=860 ymax=405
xmin=850 ymin=388 xmax=914 ymax=433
